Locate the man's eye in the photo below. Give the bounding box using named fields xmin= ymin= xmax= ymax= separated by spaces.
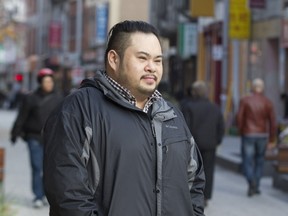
xmin=139 ymin=56 xmax=146 ymax=60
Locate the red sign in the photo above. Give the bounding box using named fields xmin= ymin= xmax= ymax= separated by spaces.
xmin=49 ymin=21 xmax=62 ymax=48
xmin=249 ymin=0 xmax=266 ymax=8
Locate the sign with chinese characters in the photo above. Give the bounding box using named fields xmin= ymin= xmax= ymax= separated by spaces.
xmin=229 ymin=0 xmax=251 ymax=39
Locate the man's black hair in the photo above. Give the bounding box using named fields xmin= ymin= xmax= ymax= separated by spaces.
xmin=104 ymin=20 xmax=160 ymax=66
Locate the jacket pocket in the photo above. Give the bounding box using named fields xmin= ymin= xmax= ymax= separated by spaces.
xmin=162 ymin=135 xmax=190 ymax=175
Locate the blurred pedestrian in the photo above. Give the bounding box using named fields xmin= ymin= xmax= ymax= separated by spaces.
xmin=237 ymin=78 xmax=276 ymax=197
xmin=157 ymin=81 xmax=179 ymax=107
xmin=43 ymin=20 xmax=205 ymax=216
xmin=181 ymin=80 xmax=224 ymax=207
xmin=10 ymin=68 xmax=63 ymax=208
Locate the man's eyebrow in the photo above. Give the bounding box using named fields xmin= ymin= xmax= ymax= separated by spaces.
xmin=137 ymin=51 xmax=163 ymax=58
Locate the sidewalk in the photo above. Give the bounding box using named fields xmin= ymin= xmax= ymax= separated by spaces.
xmin=0 ymin=109 xmax=48 ymax=216
xmin=216 ymin=135 xmax=288 ymax=193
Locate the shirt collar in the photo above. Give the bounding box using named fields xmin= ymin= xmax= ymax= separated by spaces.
xmin=104 ymin=72 xmax=162 ymax=113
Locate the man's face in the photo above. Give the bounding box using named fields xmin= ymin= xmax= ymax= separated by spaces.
xmin=41 ymin=76 xmax=54 ymax=93
xmin=115 ymin=32 xmax=163 ymax=100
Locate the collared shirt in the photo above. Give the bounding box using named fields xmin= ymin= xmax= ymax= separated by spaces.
xmin=104 ymin=72 xmax=162 ymax=113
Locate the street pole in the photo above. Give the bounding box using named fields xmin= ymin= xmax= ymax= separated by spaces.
xmin=222 ymin=0 xmax=229 ymax=114
xmin=75 ymin=0 xmax=83 ymax=67
xmin=37 ymin=0 xmax=44 ymax=57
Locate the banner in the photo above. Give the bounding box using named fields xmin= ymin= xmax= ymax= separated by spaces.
xmin=229 ymin=0 xmax=251 ymax=39
xmin=49 ymin=21 xmax=62 ymax=48
xmin=95 ymin=3 xmax=109 ymax=45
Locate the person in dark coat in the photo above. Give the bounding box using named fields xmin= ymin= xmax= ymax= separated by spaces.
xmin=181 ymin=80 xmax=225 ymax=206
xmin=42 ymin=20 xmax=205 ymax=216
xmin=10 ymin=68 xmax=63 ymax=208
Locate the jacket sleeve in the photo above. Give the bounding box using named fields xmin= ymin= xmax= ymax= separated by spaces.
xmin=43 ymin=108 xmax=98 ymax=216
xmin=11 ymin=94 xmax=30 ymax=139
xmin=180 ymin=101 xmax=193 ymax=129
xmin=187 ymin=137 xmax=206 ymax=216
xmin=236 ymin=98 xmax=245 ymax=135
xmin=217 ymin=109 xmax=225 ymax=145
xmin=267 ymin=100 xmax=277 ymax=142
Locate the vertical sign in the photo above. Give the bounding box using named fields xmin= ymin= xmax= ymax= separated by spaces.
xmin=95 ymin=3 xmax=109 ymax=45
xmin=229 ymin=0 xmax=251 ymax=39
xmin=49 ymin=21 xmax=62 ymax=48
xmin=178 ymin=23 xmax=198 ymax=59
xmin=0 ymin=44 xmax=4 ymax=64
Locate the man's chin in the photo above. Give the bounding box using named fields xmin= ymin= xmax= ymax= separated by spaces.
xmin=139 ymin=87 xmax=156 ymax=97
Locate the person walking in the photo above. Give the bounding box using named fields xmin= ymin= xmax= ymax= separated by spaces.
xmin=43 ymin=20 xmax=205 ymax=216
xmin=10 ymin=68 xmax=63 ymax=208
xmin=181 ymin=81 xmax=224 ymax=207
xmin=237 ymin=78 xmax=276 ymax=197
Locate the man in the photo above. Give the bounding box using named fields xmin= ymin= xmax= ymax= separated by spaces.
xmin=43 ymin=20 xmax=205 ymax=216
xmin=11 ymin=68 xmax=63 ymax=208
xmin=181 ymin=81 xmax=224 ymax=207
xmin=237 ymin=78 xmax=276 ymax=197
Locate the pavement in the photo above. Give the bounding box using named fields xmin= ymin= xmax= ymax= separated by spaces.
xmin=0 ymin=109 xmax=288 ymax=216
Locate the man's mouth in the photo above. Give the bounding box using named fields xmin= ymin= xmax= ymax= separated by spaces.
xmin=142 ymin=75 xmax=157 ymax=82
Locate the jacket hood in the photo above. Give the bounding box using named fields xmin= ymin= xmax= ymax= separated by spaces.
xmin=80 ymin=70 xmax=129 ymax=106
xmin=80 ymin=70 xmax=174 ymax=116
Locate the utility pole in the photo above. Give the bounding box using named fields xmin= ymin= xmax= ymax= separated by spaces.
xmin=221 ymin=0 xmax=229 ymax=113
xmin=75 ymin=0 xmax=83 ymax=67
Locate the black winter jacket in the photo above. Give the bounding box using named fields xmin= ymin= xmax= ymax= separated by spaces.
xmin=43 ymin=70 xmax=205 ymax=216
xmin=11 ymin=88 xmax=63 ymax=142
xmin=181 ymin=98 xmax=224 ymax=150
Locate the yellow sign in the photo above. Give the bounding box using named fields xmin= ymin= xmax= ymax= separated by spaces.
xmin=0 ymin=25 xmax=16 ymax=42
xmin=229 ymin=0 xmax=251 ymax=39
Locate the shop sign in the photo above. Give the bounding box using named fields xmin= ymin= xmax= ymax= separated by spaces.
xmin=189 ymin=0 xmax=214 ymax=17
xmin=229 ymin=0 xmax=251 ymax=39
xmin=178 ymin=23 xmax=198 ymax=59
xmin=249 ymin=0 xmax=266 ymax=8
xmin=212 ymin=45 xmax=223 ymax=61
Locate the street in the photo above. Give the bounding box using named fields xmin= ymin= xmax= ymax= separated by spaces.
xmin=0 ymin=109 xmax=287 ymax=216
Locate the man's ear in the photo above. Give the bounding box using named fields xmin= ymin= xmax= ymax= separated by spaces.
xmin=107 ymin=50 xmax=119 ymax=72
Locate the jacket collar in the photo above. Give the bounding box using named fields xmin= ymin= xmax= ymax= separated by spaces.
xmin=80 ymin=70 xmax=171 ymax=115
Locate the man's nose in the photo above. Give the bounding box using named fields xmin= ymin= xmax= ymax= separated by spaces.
xmin=145 ymin=61 xmax=157 ymax=73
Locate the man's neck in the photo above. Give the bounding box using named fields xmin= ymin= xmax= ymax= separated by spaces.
xmin=135 ymin=98 xmax=148 ymax=109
